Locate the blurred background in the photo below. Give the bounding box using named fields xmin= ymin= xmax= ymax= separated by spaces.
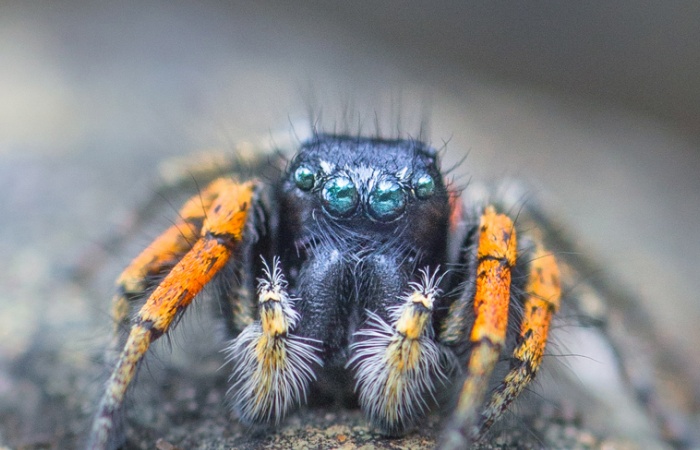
xmin=1 ymin=1 xmax=699 ymax=448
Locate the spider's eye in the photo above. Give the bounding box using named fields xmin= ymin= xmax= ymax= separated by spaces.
xmin=368 ymin=179 xmax=406 ymax=222
xmin=322 ymin=175 xmax=358 ymax=217
xmin=413 ymin=173 xmax=435 ymax=199
xmin=293 ymin=165 xmax=315 ymax=191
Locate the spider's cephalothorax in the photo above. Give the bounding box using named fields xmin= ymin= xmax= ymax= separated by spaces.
xmin=88 ymin=134 xmax=562 ymax=450
xmin=278 ymin=136 xmax=451 ymax=362
xmin=271 ymin=136 xmax=453 ymax=431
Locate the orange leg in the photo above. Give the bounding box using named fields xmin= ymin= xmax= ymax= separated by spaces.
xmin=476 ymin=245 xmax=561 ymax=439
xmin=88 ymin=179 xmax=255 ymax=450
xmin=110 ymin=178 xmax=241 ymax=347
xmin=440 ymin=206 xmax=517 ymax=450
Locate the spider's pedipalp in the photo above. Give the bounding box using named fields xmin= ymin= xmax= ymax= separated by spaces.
xmin=348 ymin=268 xmax=452 ymax=435
xmin=476 ymin=244 xmax=561 ymax=439
xmin=88 ymin=179 xmax=255 ymax=450
xmin=225 ymin=257 xmax=322 ymax=425
xmin=440 ymin=206 xmax=517 ymax=450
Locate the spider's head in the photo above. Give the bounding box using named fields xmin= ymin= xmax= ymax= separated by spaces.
xmin=284 ymin=134 xmax=447 ymax=222
xmin=280 ymin=134 xmax=451 ymax=260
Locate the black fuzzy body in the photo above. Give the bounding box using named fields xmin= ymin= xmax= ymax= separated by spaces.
xmin=277 ymin=135 xmax=451 ymax=372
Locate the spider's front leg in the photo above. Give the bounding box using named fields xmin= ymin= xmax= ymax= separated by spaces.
xmin=88 ymin=179 xmax=259 ymax=450
xmin=439 ymin=206 xmax=561 ymax=450
xmin=108 ymin=178 xmax=236 ymax=353
xmin=476 ymin=243 xmax=561 ymax=437
xmin=440 ymin=206 xmax=517 ymax=449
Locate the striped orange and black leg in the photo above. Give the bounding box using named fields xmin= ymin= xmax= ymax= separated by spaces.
xmin=88 ymin=179 xmax=255 ymax=450
xmin=109 ymin=178 xmax=242 ymax=351
xmin=476 ymin=244 xmax=561 ymax=439
xmin=440 ymin=206 xmax=517 ymax=450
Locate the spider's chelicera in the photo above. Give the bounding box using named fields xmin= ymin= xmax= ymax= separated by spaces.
xmin=88 ymin=134 xmax=561 ymax=450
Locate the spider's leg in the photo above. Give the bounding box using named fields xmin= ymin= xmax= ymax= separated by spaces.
xmin=348 ymin=268 xmax=449 ymax=435
xmin=225 ymin=258 xmax=322 ymax=424
xmin=88 ymin=179 xmax=255 ymax=450
xmin=71 ymin=145 xmax=284 ymax=285
xmin=523 ymin=199 xmax=699 ymax=447
xmin=440 ymin=205 xmax=517 ymax=450
xmin=109 ymin=178 xmax=233 ymax=352
xmin=476 ymin=244 xmax=561 ymax=439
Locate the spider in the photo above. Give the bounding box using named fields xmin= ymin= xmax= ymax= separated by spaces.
xmin=87 ymin=132 xmax=605 ymax=450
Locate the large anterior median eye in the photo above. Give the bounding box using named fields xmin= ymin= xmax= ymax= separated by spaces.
xmin=322 ymin=175 xmax=359 ymax=217
xmin=293 ymin=165 xmax=315 ymax=191
xmin=368 ymin=179 xmax=407 ymax=222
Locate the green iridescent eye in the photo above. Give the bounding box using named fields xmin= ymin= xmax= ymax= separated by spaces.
xmin=413 ymin=173 xmax=435 ymax=199
xmin=322 ymin=175 xmax=358 ymax=217
xmin=368 ymin=179 xmax=406 ymax=222
xmin=293 ymin=165 xmax=315 ymax=191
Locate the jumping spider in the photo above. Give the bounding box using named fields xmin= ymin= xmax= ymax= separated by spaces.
xmin=87 ymin=133 xmax=691 ymax=449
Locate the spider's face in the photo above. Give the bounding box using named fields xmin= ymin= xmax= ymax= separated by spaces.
xmin=280 ymin=134 xmax=451 ymax=263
